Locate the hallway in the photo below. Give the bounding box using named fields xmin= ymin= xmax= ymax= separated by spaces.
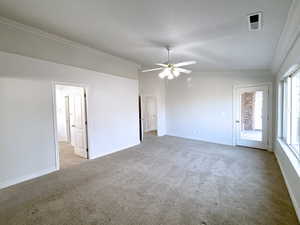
xmin=59 ymin=142 xmax=86 ymax=169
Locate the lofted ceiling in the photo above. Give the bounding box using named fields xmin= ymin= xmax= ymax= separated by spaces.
xmin=0 ymin=0 xmax=292 ymax=71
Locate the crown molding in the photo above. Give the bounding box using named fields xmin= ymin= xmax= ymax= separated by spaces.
xmin=0 ymin=16 xmax=140 ymax=67
xmin=271 ymin=0 xmax=300 ymax=74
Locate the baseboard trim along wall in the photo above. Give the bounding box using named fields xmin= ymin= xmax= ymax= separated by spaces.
xmin=89 ymin=142 xmax=141 ymax=160
xmin=165 ymin=133 xmax=233 ymax=146
xmin=274 ymin=140 xmax=300 ymax=222
xmin=0 ymin=142 xmax=141 ymax=190
xmin=0 ymin=167 xmax=57 ymax=190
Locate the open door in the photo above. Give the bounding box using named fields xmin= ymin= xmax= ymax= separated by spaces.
xmin=55 ymin=84 xmax=88 ymax=169
xmin=144 ymin=96 xmax=157 ymax=132
xmin=69 ymin=88 xmax=88 ymax=158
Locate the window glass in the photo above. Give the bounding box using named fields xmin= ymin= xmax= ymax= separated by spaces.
xmin=281 ymin=69 xmax=300 ymax=160
xmin=291 ymin=71 xmax=300 ymax=158
xmin=282 ymin=78 xmax=291 ymax=143
xmin=240 ymin=91 xmax=263 ymax=141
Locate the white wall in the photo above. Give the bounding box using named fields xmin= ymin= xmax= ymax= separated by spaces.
xmin=0 ymin=51 xmax=140 ymax=189
xmin=272 ymin=0 xmax=300 ymax=220
xmin=0 ymin=17 xmax=139 ymax=79
xmin=56 ymin=88 xmax=68 ymax=142
xmin=139 ymin=72 xmax=166 ymax=136
xmin=165 ymin=71 xmax=274 ymax=145
xmin=0 ymin=78 xmax=56 ymax=188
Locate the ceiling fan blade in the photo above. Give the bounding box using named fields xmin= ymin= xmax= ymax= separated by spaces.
xmin=156 ymin=63 xmax=168 ymax=67
xmin=141 ymin=68 xmax=163 ymax=72
xmin=174 ymin=61 xmax=196 ymax=67
xmin=176 ymin=68 xmax=192 ymax=74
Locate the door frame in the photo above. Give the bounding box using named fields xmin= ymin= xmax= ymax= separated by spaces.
xmin=232 ymin=82 xmax=273 ymax=151
xmin=142 ymin=95 xmax=158 ymax=133
xmin=64 ymin=96 xmax=71 ymax=143
xmin=52 ymin=81 xmax=90 ymax=170
xmin=138 ymin=95 xmax=144 ymax=142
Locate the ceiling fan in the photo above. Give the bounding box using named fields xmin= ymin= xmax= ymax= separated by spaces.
xmin=141 ymin=47 xmax=196 ymax=80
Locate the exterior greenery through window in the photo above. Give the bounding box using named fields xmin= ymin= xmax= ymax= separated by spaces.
xmin=281 ymin=68 xmax=300 ymax=160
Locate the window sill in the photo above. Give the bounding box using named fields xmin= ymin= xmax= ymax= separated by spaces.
xmin=276 ymin=138 xmax=300 ymax=178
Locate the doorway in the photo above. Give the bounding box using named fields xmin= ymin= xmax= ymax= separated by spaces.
xmin=142 ymin=96 xmax=158 ymax=137
xmin=234 ymin=84 xmax=271 ymax=150
xmin=55 ymin=84 xmax=88 ymax=169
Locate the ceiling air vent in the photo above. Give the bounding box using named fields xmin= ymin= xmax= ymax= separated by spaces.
xmin=248 ymin=12 xmax=262 ymax=31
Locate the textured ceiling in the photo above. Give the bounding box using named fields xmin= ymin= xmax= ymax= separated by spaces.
xmin=0 ymin=0 xmax=292 ymax=71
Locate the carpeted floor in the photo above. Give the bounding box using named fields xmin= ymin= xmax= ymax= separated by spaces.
xmin=59 ymin=142 xmax=86 ymax=169
xmin=0 ymin=135 xmax=298 ymax=225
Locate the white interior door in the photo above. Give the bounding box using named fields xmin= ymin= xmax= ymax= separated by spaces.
xmin=236 ymin=85 xmax=269 ymax=149
xmin=64 ymin=96 xmax=71 ymax=143
xmin=144 ymin=96 xmax=157 ymax=132
xmin=69 ymin=88 xmax=88 ymax=158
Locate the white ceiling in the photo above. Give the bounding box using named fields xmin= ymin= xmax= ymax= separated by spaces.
xmin=0 ymin=0 xmax=292 ymax=71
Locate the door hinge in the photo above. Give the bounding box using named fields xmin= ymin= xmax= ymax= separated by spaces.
xmin=85 ymin=121 xmax=88 ymax=125
xmin=84 ymin=93 xmax=87 ymax=98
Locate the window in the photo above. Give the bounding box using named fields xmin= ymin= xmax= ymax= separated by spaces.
xmin=281 ymin=69 xmax=300 ymax=160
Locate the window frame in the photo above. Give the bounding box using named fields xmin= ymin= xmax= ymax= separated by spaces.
xmin=280 ymin=67 xmax=300 ymax=161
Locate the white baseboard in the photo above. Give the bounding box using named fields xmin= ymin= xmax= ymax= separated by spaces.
xmin=1 ymin=141 xmax=141 ymax=189
xmin=0 ymin=167 xmax=57 ymax=190
xmin=89 ymin=141 xmax=141 ymax=160
xmin=274 ymin=143 xmax=300 ymax=222
xmin=165 ymin=133 xmax=232 ymax=146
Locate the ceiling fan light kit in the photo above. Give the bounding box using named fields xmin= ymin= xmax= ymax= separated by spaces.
xmin=159 ymin=68 xmax=179 ymax=80
xmin=142 ymin=47 xmax=196 ymax=80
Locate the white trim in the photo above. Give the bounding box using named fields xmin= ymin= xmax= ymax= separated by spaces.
xmin=277 ymin=138 xmax=300 ymax=177
xmin=52 ymin=82 xmax=91 ymax=170
xmin=0 ymin=167 xmax=57 ymax=190
xmin=232 ymin=86 xmax=237 ymax=146
xmin=51 ymin=82 xmax=60 ymax=170
xmin=89 ymin=142 xmax=140 ymax=160
xmin=275 ymin=139 xmax=300 ymax=221
xmin=268 ymin=83 xmax=273 ymax=151
xmin=0 ymin=16 xmax=139 ymax=68
xmin=233 ymin=82 xmax=273 ymax=89
xmin=282 ymin=64 xmax=300 ymax=80
xmin=139 ymin=95 xmax=144 ymax=141
xmin=165 ymin=133 xmax=232 ymax=146
xmin=277 ymin=81 xmax=283 ymax=138
xmin=272 ymin=0 xmax=300 ymax=74
xmin=232 ymin=82 xmax=273 ymax=151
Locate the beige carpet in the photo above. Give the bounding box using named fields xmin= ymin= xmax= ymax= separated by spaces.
xmin=0 ymin=135 xmax=298 ymax=225
xmin=59 ymin=142 xmax=86 ymax=169
xmin=145 ymin=130 xmax=157 ymax=136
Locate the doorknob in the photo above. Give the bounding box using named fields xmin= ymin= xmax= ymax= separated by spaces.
xmin=236 ymin=120 xmax=240 ymax=123
xmin=72 ymin=125 xmax=75 ymax=127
